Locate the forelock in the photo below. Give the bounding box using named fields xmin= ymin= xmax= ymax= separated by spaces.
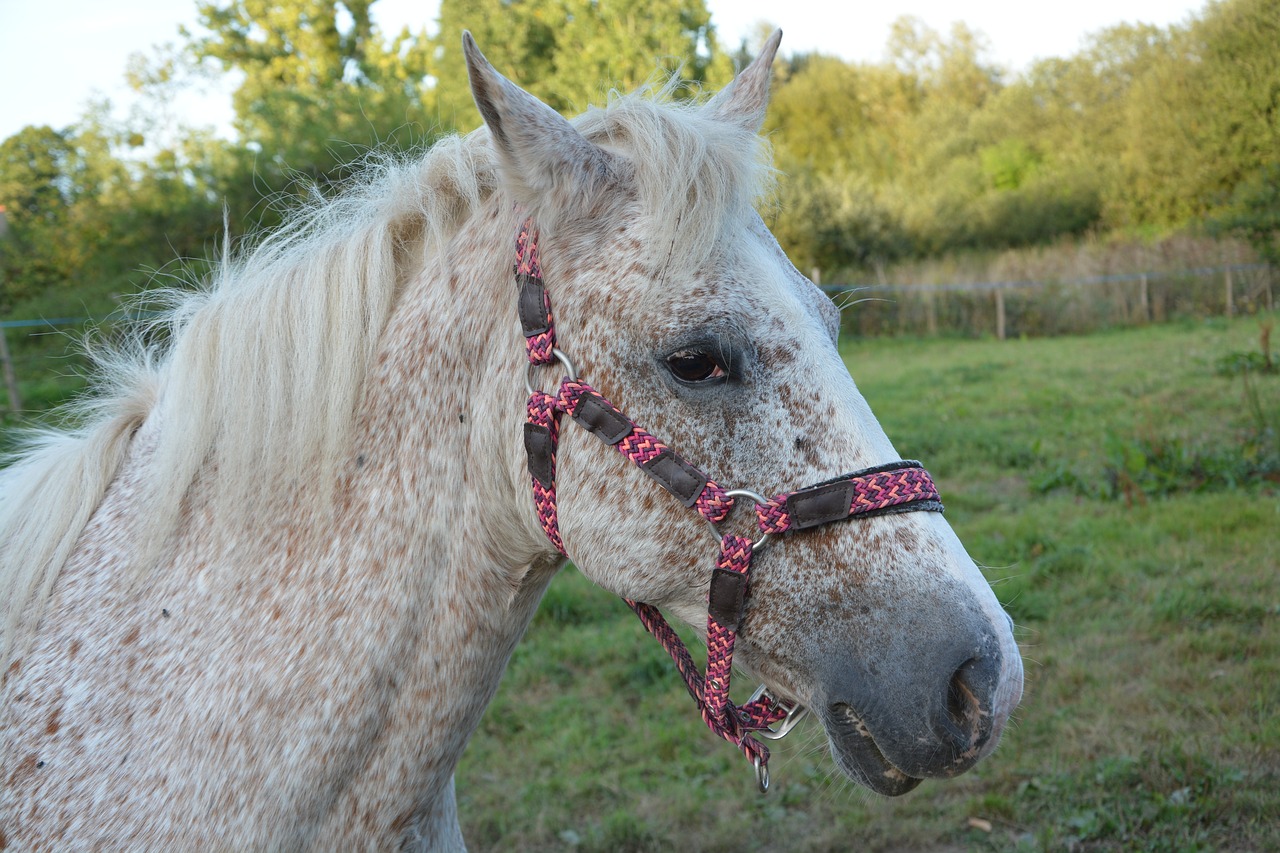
xmin=570 ymin=81 xmax=775 ymax=269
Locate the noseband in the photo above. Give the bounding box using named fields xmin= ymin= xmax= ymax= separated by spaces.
xmin=514 ymin=220 xmax=944 ymax=791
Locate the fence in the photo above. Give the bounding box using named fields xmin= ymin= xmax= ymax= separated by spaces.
xmin=825 ymin=263 xmax=1274 ymax=339
xmin=2 ymin=264 xmax=1276 ymax=414
xmin=0 ymin=316 xmax=109 ymax=414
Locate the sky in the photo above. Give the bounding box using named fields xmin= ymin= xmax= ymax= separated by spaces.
xmin=0 ymin=0 xmax=1208 ymax=143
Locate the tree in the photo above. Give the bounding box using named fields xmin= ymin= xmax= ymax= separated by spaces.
xmin=1210 ymin=162 xmax=1280 ymax=266
xmin=0 ymin=126 xmax=92 ymax=311
xmin=1117 ymin=0 xmax=1280 ymax=229
xmin=429 ymin=0 xmax=733 ymax=130
xmin=186 ymin=0 xmax=436 ymax=196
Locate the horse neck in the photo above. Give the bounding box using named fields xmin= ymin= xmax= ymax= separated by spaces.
xmin=354 ymin=196 xmax=548 ymax=578
xmin=327 ymin=198 xmax=560 ymax=820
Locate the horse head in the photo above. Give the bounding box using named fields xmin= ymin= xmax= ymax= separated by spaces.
xmin=464 ymin=32 xmax=1024 ymax=795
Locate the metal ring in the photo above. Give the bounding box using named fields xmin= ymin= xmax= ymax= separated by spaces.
xmin=754 ymin=755 xmax=770 ymax=794
xmin=524 ymin=348 xmax=578 ymax=395
xmin=704 ymin=488 xmax=773 ymax=552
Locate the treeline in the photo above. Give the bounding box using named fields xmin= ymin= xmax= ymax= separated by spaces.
xmin=765 ymin=0 xmax=1280 ymax=278
xmin=1 ymin=0 xmax=1277 ymax=327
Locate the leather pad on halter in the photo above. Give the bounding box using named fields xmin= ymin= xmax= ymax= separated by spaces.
xmin=517 ymin=274 xmax=550 ymax=337
xmin=708 ymin=568 xmax=748 ymax=632
xmin=641 ymin=450 xmax=709 ymax=507
xmin=570 ymin=392 xmax=633 ymax=445
xmin=523 ymin=423 xmax=555 ymax=488
xmin=786 ymin=480 xmax=858 ymax=530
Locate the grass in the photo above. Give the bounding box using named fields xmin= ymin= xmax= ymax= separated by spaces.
xmin=4 ymin=310 xmax=1276 ymax=850
xmin=456 ymin=313 xmax=1280 ymax=851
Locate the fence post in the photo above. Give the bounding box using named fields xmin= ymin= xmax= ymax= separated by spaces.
xmin=1138 ymin=273 xmax=1150 ymax=323
xmin=926 ymin=290 xmax=937 ymax=335
xmin=0 ymin=327 xmax=21 ymax=414
xmin=995 ymin=288 xmax=1006 ymax=340
xmin=1225 ymin=266 xmax=1234 ymax=318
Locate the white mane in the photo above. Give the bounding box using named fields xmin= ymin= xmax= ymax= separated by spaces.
xmin=0 ymin=82 xmax=771 ymax=667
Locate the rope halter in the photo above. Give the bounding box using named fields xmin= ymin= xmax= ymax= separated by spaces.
xmin=514 ymin=219 xmax=944 ymax=791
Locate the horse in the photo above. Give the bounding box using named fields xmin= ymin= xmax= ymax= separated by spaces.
xmin=0 ymin=31 xmax=1022 ymax=849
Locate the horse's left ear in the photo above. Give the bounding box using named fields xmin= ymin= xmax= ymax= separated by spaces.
xmin=705 ymin=28 xmax=783 ymax=133
xmin=462 ymin=31 xmax=615 ymax=210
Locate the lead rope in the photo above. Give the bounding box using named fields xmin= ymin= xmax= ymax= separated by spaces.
xmin=515 ymin=219 xmax=944 ymax=790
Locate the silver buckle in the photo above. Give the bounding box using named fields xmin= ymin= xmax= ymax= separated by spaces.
xmin=748 ymin=684 xmax=809 ymax=741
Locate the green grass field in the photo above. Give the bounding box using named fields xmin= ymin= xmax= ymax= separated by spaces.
xmin=3 ymin=313 xmax=1276 ymax=850
xmin=456 ymin=315 xmax=1279 ymax=852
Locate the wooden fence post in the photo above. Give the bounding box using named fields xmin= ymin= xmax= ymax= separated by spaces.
xmin=0 ymin=327 xmax=21 ymax=414
xmin=1139 ymin=273 xmax=1150 ymax=323
xmin=1225 ymin=266 xmax=1234 ymax=318
xmin=995 ymin=288 xmax=1006 ymax=340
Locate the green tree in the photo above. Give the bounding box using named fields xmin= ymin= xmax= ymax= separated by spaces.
xmin=1118 ymin=0 xmax=1280 ymax=229
xmin=0 ymin=126 xmax=95 ymax=311
xmin=429 ymin=0 xmax=732 ymax=130
xmin=1210 ymin=162 xmax=1280 ymax=266
xmin=186 ymin=0 xmax=435 ymax=197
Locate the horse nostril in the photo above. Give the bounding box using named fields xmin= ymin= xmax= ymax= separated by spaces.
xmin=945 ymin=659 xmax=981 ymax=737
xmin=940 ymin=653 xmax=1002 ymax=760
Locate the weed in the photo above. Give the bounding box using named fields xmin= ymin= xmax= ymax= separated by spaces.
xmin=1215 ymin=350 xmax=1276 ymax=376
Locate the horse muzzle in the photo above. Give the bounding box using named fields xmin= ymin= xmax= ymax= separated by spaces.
xmin=814 ymin=604 xmax=1012 ymax=794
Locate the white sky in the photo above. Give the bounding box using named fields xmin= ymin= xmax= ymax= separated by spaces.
xmin=0 ymin=0 xmax=1207 ymax=142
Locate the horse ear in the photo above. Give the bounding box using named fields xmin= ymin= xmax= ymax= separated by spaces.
xmin=705 ymin=28 xmax=783 ymax=133
xmin=462 ymin=31 xmax=614 ymax=209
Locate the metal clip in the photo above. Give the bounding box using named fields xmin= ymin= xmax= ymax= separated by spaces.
xmin=748 ymin=684 xmax=809 ymax=741
xmin=754 ymin=754 xmax=770 ymax=793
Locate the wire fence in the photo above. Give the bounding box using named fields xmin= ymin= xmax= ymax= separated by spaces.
xmin=824 ymin=263 xmax=1274 ymax=339
xmin=2 ymin=263 xmax=1276 ymax=413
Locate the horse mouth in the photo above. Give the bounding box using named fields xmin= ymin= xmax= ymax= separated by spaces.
xmin=822 ymin=704 xmax=922 ymax=796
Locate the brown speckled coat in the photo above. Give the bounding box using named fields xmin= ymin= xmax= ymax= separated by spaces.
xmin=0 ymin=32 xmax=1022 ymax=850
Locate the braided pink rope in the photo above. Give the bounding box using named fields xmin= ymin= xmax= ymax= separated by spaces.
xmin=515 ymin=223 xmax=781 ymax=781
xmin=527 ymin=391 xmax=565 ymax=554
xmin=625 ymin=534 xmax=787 ymax=765
xmin=702 ymin=535 xmax=753 ymax=733
xmin=515 ymin=220 xmax=542 ymax=278
xmin=756 ymin=467 xmax=941 ymax=534
xmin=558 ymin=380 xmax=732 ymax=524
xmin=516 ymin=219 xmax=557 ymax=365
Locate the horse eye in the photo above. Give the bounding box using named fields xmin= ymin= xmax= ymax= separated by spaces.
xmin=667 ymin=350 xmax=726 ymax=383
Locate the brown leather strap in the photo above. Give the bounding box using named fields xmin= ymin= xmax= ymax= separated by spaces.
xmin=523 ymin=423 xmax=555 ymax=488
xmin=786 ymin=480 xmax=857 ymax=530
xmin=517 ymin=273 xmax=550 ymax=337
xmin=641 ymin=450 xmax=709 ymax=507
xmin=571 ymin=391 xmax=633 ymax=445
xmin=708 ymin=568 xmax=748 ymax=633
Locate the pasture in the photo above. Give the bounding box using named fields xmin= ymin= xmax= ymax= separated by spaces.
xmin=457 ymin=314 xmax=1279 ymax=851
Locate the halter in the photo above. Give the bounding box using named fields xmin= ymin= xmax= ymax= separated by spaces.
xmin=514 ymin=219 xmax=944 ymax=791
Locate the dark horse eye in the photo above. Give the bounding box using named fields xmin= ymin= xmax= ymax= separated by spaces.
xmin=667 ymin=350 xmax=726 ymax=383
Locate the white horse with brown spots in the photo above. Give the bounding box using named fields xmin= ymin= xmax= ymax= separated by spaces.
xmin=0 ymin=32 xmax=1022 ymax=849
